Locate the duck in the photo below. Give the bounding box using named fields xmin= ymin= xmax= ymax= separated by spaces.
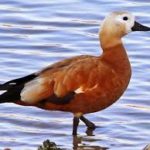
xmin=0 ymin=11 xmax=149 ymax=135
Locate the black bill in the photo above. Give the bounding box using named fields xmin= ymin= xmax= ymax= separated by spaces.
xmin=132 ymin=21 xmax=150 ymax=31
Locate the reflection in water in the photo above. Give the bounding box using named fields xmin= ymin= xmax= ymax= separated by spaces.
xmin=73 ymin=137 xmax=107 ymax=150
xmin=38 ymin=135 xmax=108 ymax=150
xmin=73 ymin=128 xmax=108 ymax=150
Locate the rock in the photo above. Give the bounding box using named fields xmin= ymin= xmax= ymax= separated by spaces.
xmin=38 ymin=140 xmax=62 ymax=150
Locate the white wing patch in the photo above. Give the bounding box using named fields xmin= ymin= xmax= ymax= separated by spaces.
xmin=75 ymin=84 xmax=98 ymax=94
xmin=20 ymin=77 xmax=47 ymax=104
xmin=9 ymin=83 xmax=16 ymax=85
xmin=0 ymin=90 xmax=6 ymax=95
xmin=75 ymin=87 xmax=84 ymax=94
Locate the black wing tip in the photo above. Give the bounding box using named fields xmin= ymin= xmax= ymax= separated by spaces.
xmin=0 ymin=73 xmax=37 ymax=103
xmin=0 ymin=73 xmax=37 ymax=90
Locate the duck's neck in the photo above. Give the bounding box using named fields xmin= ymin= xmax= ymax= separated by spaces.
xmin=100 ymin=37 xmax=131 ymax=75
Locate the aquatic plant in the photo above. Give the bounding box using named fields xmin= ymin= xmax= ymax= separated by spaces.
xmin=38 ymin=140 xmax=62 ymax=150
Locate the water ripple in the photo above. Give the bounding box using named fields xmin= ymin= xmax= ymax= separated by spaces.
xmin=0 ymin=0 xmax=149 ymax=150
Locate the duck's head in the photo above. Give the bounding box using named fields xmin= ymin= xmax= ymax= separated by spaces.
xmin=100 ymin=12 xmax=150 ymax=48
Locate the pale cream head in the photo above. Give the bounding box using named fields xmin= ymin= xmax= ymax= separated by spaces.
xmin=100 ymin=12 xmax=135 ymax=38
xmin=99 ymin=12 xmax=135 ymax=49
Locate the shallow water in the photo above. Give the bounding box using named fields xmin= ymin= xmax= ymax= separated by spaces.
xmin=0 ymin=0 xmax=150 ymax=150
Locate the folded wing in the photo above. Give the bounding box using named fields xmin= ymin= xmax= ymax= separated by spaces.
xmin=20 ymin=55 xmax=102 ymax=104
xmin=0 ymin=55 xmax=105 ymax=105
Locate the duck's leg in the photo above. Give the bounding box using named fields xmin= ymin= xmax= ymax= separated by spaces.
xmin=80 ymin=116 xmax=96 ymax=129
xmin=72 ymin=116 xmax=80 ymax=135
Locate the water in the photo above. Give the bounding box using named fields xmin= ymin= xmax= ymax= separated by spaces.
xmin=0 ymin=0 xmax=149 ymax=149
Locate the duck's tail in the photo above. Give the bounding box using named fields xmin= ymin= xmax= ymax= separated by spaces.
xmin=0 ymin=73 xmax=37 ymax=103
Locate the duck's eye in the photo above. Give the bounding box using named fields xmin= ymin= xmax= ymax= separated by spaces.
xmin=123 ymin=16 xmax=128 ymax=21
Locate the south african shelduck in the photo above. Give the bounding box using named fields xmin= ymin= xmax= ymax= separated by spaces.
xmin=0 ymin=11 xmax=150 ymax=135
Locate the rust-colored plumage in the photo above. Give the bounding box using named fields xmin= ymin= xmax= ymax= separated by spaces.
xmin=0 ymin=11 xmax=150 ymax=135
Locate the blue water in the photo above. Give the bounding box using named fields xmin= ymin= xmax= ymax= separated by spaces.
xmin=0 ymin=0 xmax=150 ymax=149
